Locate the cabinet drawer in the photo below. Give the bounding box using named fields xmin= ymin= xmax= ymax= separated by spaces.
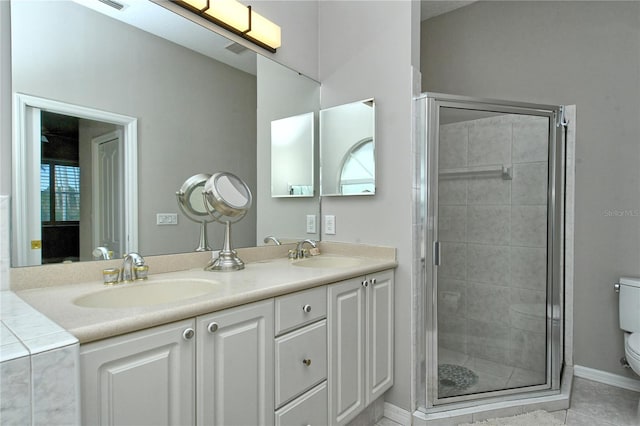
xmin=275 ymin=320 xmax=327 ymax=407
xmin=275 ymin=286 xmax=326 ymax=336
xmin=275 ymin=381 xmax=328 ymax=426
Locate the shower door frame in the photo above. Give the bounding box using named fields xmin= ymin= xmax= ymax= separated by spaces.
xmin=418 ymin=93 xmax=566 ymax=411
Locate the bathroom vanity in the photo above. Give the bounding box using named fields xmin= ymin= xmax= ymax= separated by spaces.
xmin=13 ymin=243 xmax=396 ymax=426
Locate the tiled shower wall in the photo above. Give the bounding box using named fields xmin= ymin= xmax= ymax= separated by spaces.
xmin=437 ymin=114 xmax=549 ymax=374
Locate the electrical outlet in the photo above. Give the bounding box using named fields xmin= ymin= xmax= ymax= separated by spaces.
xmin=324 ymin=215 xmax=336 ymax=235
xmin=306 ymin=214 xmax=316 ymax=234
xmin=157 ymin=213 xmax=178 ymax=225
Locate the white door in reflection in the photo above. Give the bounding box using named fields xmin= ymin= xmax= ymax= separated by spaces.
xmin=92 ymin=130 xmax=124 ymax=259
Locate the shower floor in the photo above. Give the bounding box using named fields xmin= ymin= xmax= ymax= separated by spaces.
xmin=438 ymin=348 xmax=546 ymax=398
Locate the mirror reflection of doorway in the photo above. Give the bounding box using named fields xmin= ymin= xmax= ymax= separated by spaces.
xmin=13 ymin=93 xmax=138 ymax=267
xmin=39 ymin=111 xmax=123 ymax=264
xmin=40 ymin=111 xmax=81 ymax=263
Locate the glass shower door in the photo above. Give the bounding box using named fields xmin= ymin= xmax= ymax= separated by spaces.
xmin=427 ymin=97 xmax=564 ymax=405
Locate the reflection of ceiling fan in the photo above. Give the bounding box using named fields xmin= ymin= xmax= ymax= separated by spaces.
xmin=40 ymin=111 xmax=79 ymax=143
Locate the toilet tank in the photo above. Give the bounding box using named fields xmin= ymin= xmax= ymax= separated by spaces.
xmin=619 ymin=277 xmax=640 ymax=332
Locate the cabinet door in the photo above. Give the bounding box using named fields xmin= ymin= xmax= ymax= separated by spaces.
xmin=327 ymin=277 xmax=366 ymax=426
xmin=80 ymin=319 xmax=195 ymax=426
xmin=366 ymin=269 xmax=394 ymax=404
xmin=197 ymin=299 xmax=274 ymax=426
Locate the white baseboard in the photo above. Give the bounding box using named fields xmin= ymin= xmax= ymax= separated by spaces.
xmin=384 ymin=402 xmax=412 ymax=426
xmin=574 ymin=364 xmax=640 ymax=392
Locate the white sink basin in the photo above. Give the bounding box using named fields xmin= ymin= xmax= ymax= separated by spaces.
xmin=74 ymin=278 xmax=220 ymax=309
xmin=292 ymin=255 xmax=366 ymax=269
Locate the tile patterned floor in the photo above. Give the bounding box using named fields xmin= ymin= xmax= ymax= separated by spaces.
xmin=438 ymin=347 xmax=546 ymax=397
xmin=374 ymin=377 xmax=640 ymax=425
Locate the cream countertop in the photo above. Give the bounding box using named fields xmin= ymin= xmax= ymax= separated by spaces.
xmin=14 ymin=243 xmax=396 ymax=344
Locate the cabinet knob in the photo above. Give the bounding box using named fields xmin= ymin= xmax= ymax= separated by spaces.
xmin=361 ymin=280 xmax=369 ymax=288
xmin=302 ymin=304 xmax=312 ymax=313
xmin=182 ymin=328 xmax=195 ymax=340
xmin=302 ymin=358 xmax=312 ymax=367
xmin=207 ymin=322 xmax=219 ymax=333
xmin=371 ymin=278 xmax=377 ymax=285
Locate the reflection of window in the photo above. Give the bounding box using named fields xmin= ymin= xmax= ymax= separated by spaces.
xmin=40 ymin=162 xmax=80 ymax=223
xmin=339 ymin=138 xmax=375 ymax=194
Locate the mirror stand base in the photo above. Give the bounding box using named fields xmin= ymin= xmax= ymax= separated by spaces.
xmin=205 ymin=250 xmax=245 ymax=272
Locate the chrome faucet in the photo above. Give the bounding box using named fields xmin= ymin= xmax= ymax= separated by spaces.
xmin=263 ymin=235 xmax=282 ymax=246
xmin=121 ymin=252 xmax=146 ymax=282
xmin=92 ymin=246 xmax=112 ymax=260
xmin=294 ymin=239 xmax=317 ymax=259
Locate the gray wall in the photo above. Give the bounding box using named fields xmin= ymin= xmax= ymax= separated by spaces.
xmin=11 ymin=1 xmax=257 ymax=257
xmin=422 ymin=1 xmax=640 ymax=378
xmin=318 ymin=0 xmax=420 ymax=410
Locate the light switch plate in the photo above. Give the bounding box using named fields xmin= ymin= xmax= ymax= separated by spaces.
xmin=306 ymin=214 xmax=316 ymax=233
xmin=157 ymin=213 xmax=178 ymax=225
xmin=324 ymin=215 xmax=336 ymax=235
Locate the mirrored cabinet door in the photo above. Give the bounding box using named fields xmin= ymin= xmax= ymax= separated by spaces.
xmin=320 ymin=99 xmax=375 ymax=197
xmin=271 ymin=112 xmax=315 ymax=197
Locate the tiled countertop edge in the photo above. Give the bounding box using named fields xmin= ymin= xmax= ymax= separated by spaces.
xmin=0 ymin=291 xmax=78 ymax=362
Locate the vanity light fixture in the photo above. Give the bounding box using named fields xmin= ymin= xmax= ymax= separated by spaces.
xmin=172 ymin=0 xmax=281 ymax=52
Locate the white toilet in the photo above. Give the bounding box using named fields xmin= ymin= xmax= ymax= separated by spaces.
xmin=617 ymin=277 xmax=640 ymax=376
xmin=617 ymin=277 xmax=640 ymax=420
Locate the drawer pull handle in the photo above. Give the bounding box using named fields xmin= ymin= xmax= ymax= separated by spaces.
xmin=207 ymin=322 xmax=219 ymax=333
xmin=302 ymin=304 xmax=312 ymax=313
xmin=182 ymin=328 xmax=195 ymax=340
xmin=302 ymin=358 xmax=312 ymax=367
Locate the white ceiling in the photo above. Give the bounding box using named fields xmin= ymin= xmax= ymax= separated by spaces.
xmin=421 ymin=1 xmax=477 ymax=21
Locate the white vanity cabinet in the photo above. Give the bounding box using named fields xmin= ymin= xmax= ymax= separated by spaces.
xmin=79 ymin=267 xmax=394 ymax=426
xmin=80 ymin=300 xmax=273 ymax=426
xmin=327 ymin=269 xmax=394 ymax=426
xmin=80 ymin=319 xmax=196 ymax=426
xmin=196 ymin=299 xmax=274 ymax=426
xmin=274 ymin=286 xmax=329 ymax=426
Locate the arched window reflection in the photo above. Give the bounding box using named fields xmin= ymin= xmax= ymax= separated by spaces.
xmin=339 ymin=137 xmax=375 ymax=194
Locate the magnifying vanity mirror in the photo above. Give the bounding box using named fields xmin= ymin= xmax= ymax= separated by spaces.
xmin=9 ymin=0 xmax=321 ymax=267
xmin=176 ymin=173 xmax=214 ymax=252
xmin=320 ymin=99 xmax=376 ymax=196
xmin=203 ymin=172 xmax=253 ymax=271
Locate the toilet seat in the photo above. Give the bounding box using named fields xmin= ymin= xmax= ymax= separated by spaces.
xmin=625 ymin=333 xmax=640 ymax=376
xmin=627 ymin=333 xmax=640 ymax=360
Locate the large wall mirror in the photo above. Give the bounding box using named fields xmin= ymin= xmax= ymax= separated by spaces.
xmin=10 ymin=0 xmax=320 ymax=267
xmin=320 ymin=99 xmax=376 ymax=196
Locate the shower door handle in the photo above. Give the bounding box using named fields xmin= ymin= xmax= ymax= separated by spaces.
xmin=433 ymin=241 xmax=441 ymax=266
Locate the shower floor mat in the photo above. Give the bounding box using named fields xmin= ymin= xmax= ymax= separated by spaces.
xmin=438 ymin=363 xmax=478 ymax=397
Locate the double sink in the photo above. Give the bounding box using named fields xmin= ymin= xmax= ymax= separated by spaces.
xmin=73 ymin=255 xmax=367 ymax=309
